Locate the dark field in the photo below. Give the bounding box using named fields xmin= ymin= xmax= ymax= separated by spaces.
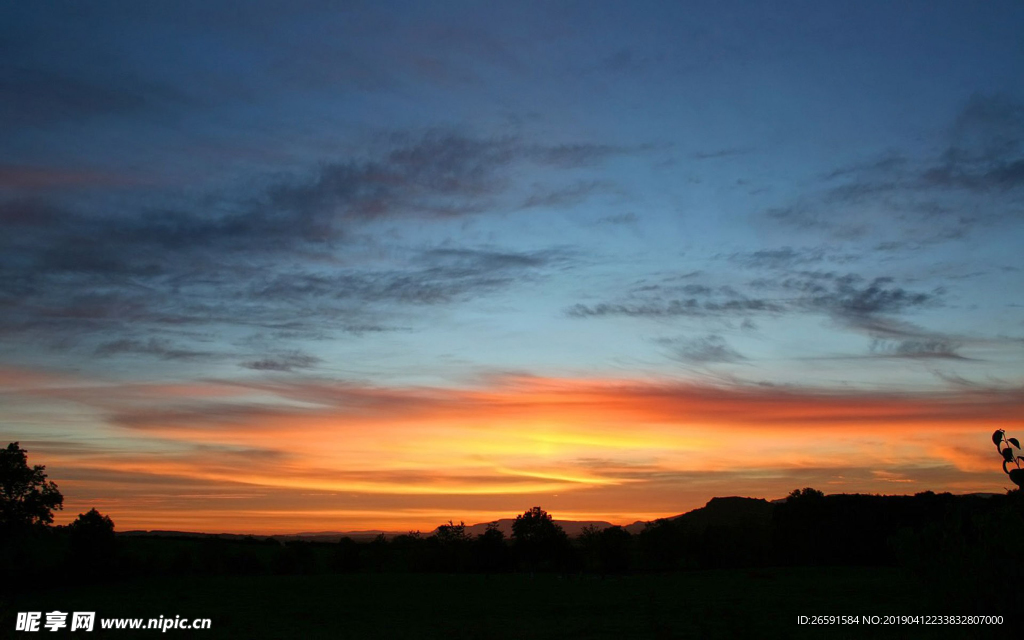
xmin=5 ymin=492 xmax=1022 ymax=638
xmin=2 ymin=567 xmax=1006 ymax=640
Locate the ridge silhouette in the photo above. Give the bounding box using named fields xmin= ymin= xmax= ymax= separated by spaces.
xmin=4 ymin=439 xmax=1023 ymax=629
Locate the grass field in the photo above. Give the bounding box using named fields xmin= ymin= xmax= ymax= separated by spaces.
xmin=2 ymin=567 xmax=1007 ymax=639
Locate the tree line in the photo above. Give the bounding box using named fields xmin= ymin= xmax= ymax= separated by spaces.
xmin=4 ymin=441 xmax=1023 ymax=615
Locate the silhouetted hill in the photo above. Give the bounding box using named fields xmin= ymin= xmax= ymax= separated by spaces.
xmin=675 ymin=496 xmax=773 ymax=528
xmin=19 ymin=487 xmax=1020 ymax=623
xmin=621 ymin=497 xmax=771 ymax=534
xmin=115 ymin=491 xmax=1011 ymax=546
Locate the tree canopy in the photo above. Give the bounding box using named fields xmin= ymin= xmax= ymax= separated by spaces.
xmin=435 ymin=520 xmax=469 ymax=545
xmin=69 ymin=508 xmax=115 ymax=536
xmin=0 ymin=442 xmax=63 ymax=531
xmin=511 ymin=506 xmax=565 ymax=544
xmin=788 ymin=487 xmax=825 ymax=501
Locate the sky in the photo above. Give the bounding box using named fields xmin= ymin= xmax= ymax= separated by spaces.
xmin=2 ymin=0 xmax=1023 ymax=534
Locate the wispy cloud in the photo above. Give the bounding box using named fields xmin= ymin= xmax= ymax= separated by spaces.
xmin=691 ymin=147 xmax=754 ymax=160
xmin=95 ymin=338 xmax=219 ymax=361
xmin=566 ymin=298 xmax=781 ymax=319
xmin=0 ymin=125 xmax=639 ymax=364
xmin=763 ymin=94 xmax=1024 ymax=244
xmin=520 ymin=180 xmax=612 ymax=209
xmin=656 ymin=334 xmax=746 ymax=364
xmin=240 ymin=351 xmax=323 ymax=372
xmin=728 ymin=246 xmax=860 ymax=270
xmin=0 ymin=63 xmax=192 ymax=127
xmin=868 ymin=338 xmax=968 ymax=360
xmin=11 ymin=369 xmax=1022 ymax=531
xmin=567 ymin=268 xmax=937 ymax=334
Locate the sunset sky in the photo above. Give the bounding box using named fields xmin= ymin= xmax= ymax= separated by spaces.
xmin=2 ymin=1 xmax=1023 ymax=534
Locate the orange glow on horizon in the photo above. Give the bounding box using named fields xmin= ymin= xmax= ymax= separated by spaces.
xmin=5 ymin=368 xmax=1021 ymax=534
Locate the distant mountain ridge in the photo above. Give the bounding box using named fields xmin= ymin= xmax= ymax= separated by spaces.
xmin=118 ymin=520 xmax=623 ymax=542
xmin=117 ymin=493 xmax=1000 ymax=542
xmin=116 ymin=496 xmax=773 ymax=541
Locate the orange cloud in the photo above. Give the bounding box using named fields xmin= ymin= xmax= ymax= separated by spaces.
xmin=6 ymin=370 xmax=1021 ymax=533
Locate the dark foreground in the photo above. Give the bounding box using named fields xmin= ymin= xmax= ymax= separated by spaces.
xmin=2 ymin=567 xmax=1011 ymax=640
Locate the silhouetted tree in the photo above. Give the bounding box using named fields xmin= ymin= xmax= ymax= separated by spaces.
xmin=893 ymin=489 xmax=1024 ymax=617
xmin=511 ymin=507 xmax=570 ymax=571
xmin=69 ymin=508 xmax=115 ymax=548
xmin=367 ymin=533 xmax=389 ymax=572
xmin=992 ymin=429 xmax=1023 ymax=489
xmin=474 ymin=522 xmax=510 ymax=573
xmin=638 ymin=518 xmax=683 ymax=571
xmin=273 ymin=540 xmax=316 ymax=575
xmin=578 ymin=525 xmax=632 ymax=574
xmin=512 ymin=507 xmax=562 ymax=543
xmin=787 ymin=487 xmax=824 ymax=501
xmin=331 ymin=536 xmax=362 ymax=573
xmin=579 ymin=524 xmax=601 ymax=549
xmin=68 ymin=508 xmax=117 ymax=577
xmin=0 ymin=442 xmax=63 ymax=533
xmin=390 ymin=531 xmax=432 ymax=572
xmin=435 ymin=520 xmax=469 ymax=545
xmin=433 ymin=520 xmax=470 ymax=572
xmin=773 ymin=488 xmax=831 ymax=565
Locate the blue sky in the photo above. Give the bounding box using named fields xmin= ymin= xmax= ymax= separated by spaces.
xmin=2 ymin=1 xmax=1023 ymax=532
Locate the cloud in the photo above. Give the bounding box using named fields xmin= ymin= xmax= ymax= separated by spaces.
xmin=266 ymin=132 xmax=517 ymax=224
xmin=658 ymin=334 xmax=745 ymax=364
xmin=763 ymin=94 xmax=1024 ymax=243
xmin=774 ymin=271 xmax=940 ymax=335
xmin=13 ymin=368 xmax=1022 ymax=531
xmin=0 ymin=127 xmax=626 ymax=362
xmin=691 ymin=147 xmax=754 ymax=160
xmin=566 ymin=298 xmax=781 ymax=319
xmin=567 ymin=270 xmax=795 ymax=320
xmin=921 ymin=159 xmax=1024 ymax=192
xmin=921 ymin=95 xmax=1024 ymax=192
xmin=733 ymin=247 xmax=817 ymax=269
xmin=808 ymin=335 xmax=978 ymax=362
xmin=248 ymin=246 xmax=571 ymax=307
xmin=728 ymin=246 xmax=860 ymax=270
xmin=247 ymin=270 xmax=508 ymax=306
xmin=1 ymin=243 xmax=565 ymax=340
xmin=520 ymin=180 xmax=611 ymax=209
xmin=0 ymin=63 xmax=191 ymax=126
xmin=595 ymin=212 xmax=638 ymax=225
xmin=944 ymin=93 xmax=1024 ymax=166
xmin=798 ymin=275 xmax=934 ymax=316
xmin=567 ymin=265 xmax=935 ymax=329
xmin=1 ymin=131 xmax=631 ymax=278
xmin=868 ymin=339 xmax=967 ymax=360
xmin=527 ymin=143 xmax=652 ymax=167
xmin=241 ymin=351 xmax=323 ymax=372
xmin=417 ymin=247 xmax=571 ymax=272
xmin=265 ymin=133 xmax=646 ymax=224
xmin=0 ymin=164 xmax=153 ymax=191
xmin=822 ymin=153 xmax=908 ymax=181
xmin=95 ymin=338 xmax=218 ymax=361
xmin=16 ymin=370 xmax=1024 ymax=434
xmin=830 ymin=314 xmax=945 ymax=341
xmin=0 ymin=210 xmax=573 ymax=363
